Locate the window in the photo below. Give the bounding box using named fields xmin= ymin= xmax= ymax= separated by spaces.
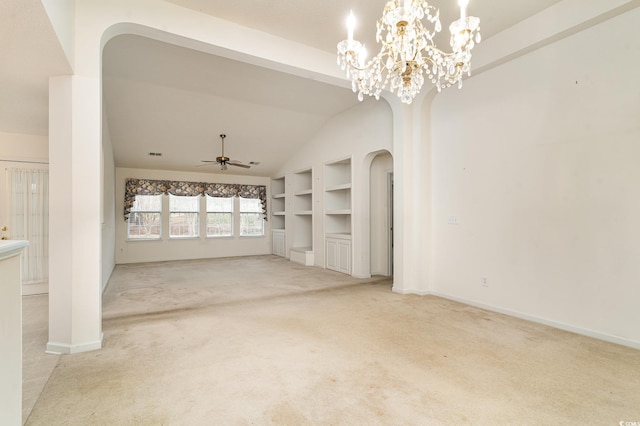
xmin=169 ymin=195 xmax=199 ymax=238
xmin=206 ymin=196 xmax=233 ymax=237
xmin=128 ymin=195 xmax=162 ymax=239
xmin=239 ymin=197 xmax=264 ymax=236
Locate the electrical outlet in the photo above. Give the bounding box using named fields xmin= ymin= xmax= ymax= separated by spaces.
xmin=481 ymin=276 xmax=488 ymax=287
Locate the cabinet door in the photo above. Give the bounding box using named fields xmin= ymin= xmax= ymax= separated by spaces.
xmin=326 ymin=238 xmax=338 ymax=270
xmin=337 ymin=239 xmax=351 ymax=274
xmin=272 ymin=231 xmax=285 ymax=257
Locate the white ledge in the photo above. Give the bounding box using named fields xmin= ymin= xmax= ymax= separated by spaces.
xmin=0 ymin=240 xmax=29 ymax=261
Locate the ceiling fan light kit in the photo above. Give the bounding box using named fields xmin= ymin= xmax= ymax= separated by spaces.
xmin=337 ymin=0 xmax=480 ymax=104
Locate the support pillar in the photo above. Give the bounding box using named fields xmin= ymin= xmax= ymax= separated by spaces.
xmin=390 ymin=94 xmax=433 ymax=295
xmin=47 ymin=75 xmax=103 ymax=354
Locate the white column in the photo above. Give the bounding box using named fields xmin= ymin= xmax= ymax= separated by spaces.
xmin=389 ymin=97 xmax=432 ymax=295
xmin=47 ymin=75 xmax=103 ymax=354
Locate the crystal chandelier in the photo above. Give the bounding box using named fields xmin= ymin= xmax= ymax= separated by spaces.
xmin=337 ymin=0 xmax=481 ymax=104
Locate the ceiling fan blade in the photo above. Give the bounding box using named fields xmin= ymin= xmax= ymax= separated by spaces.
xmin=228 ymin=162 xmax=251 ymax=169
xmin=201 ymin=135 xmax=253 ymax=171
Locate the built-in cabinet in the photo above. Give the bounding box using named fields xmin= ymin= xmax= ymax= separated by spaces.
xmin=271 ymin=176 xmax=286 ymax=257
xmin=291 ymin=168 xmax=314 ymax=265
xmin=324 ymin=158 xmax=352 ymax=274
xmin=325 ymin=233 xmax=351 ymax=275
xmin=272 ymin=229 xmax=286 ymax=257
xmin=271 ymin=158 xmax=353 ymax=274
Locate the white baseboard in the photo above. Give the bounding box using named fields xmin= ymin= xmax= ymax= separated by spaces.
xmin=22 ymin=281 xmax=48 ymax=296
xmin=352 ymin=273 xmax=371 ymax=279
xmin=392 ymin=286 xmax=429 ymax=296
xmin=429 ymin=291 xmax=640 ymax=350
xmin=46 ymin=333 xmax=104 ymax=355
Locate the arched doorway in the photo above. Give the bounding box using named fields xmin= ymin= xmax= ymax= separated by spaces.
xmin=369 ymin=150 xmax=393 ymax=277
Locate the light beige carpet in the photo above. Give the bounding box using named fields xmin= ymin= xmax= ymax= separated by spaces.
xmin=26 ymin=255 xmax=640 ymax=425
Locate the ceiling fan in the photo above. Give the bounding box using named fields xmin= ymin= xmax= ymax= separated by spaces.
xmin=200 ymin=134 xmax=250 ymax=170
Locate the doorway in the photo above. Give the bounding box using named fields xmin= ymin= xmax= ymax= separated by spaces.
xmin=369 ymin=151 xmax=393 ymax=277
xmin=0 ymin=161 xmax=49 ymax=295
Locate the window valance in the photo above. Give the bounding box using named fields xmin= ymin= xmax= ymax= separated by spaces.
xmin=124 ymin=178 xmax=267 ymax=221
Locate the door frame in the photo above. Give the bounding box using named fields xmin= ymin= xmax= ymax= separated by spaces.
xmin=0 ymin=160 xmax=50 ymax=295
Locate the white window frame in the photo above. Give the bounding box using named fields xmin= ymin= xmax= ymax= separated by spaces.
xmin=127 ymin=195 xmax=162 ymax=240
xmin=239 ymin=197 xmax=265 ymax=237
xmin=168 ymin=194 xmax=200 ymax=239
xmin=206 ymin=196 xmax=233 ymax=238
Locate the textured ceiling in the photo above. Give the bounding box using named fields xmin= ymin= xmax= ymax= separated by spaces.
xmin=0 ymin=0 xmax=71 ymax=135
xmin=103 ymin=35 xmax=361 ymax=177
xmin=1 ymin=0 xmax=565 ymax=175
xmin=165 ymin=0 xmax=565 ymax=54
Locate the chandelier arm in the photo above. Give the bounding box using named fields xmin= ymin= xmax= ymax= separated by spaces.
xmin=342 ymin=49 xmax=388 ymax=73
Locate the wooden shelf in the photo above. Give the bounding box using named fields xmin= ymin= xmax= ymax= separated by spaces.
xmin=325 ymin=233 xmax=351 ymax=240
xmin=271 ymin=176 xmax=286 ymax=250
xmin=325 ymin=183 xmax=351 ymax=192
xmin=324 ymin=158 xmax=352 ymax=235
xmin=290 ymin=246 xmax=312 ymax=253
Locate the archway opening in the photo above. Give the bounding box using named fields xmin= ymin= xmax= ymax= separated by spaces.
xmin=369 ymin=150 xmax=393 ymax=277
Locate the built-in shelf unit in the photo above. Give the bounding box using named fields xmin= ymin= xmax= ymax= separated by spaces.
xmin=291 ymin=168 xmax=314 ymax=265
xmin=324 ymin=158 xmax=352 ymax=274
xmin=271 ymin=176 xmax=286 ymax=229
xmin=271 ymin=176 xmax=286 ymax=257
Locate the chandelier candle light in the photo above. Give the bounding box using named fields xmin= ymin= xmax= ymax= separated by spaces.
xmin=337 ymin=0 xmax=481 ymax=104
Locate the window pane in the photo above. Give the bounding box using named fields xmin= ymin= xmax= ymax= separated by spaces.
xmin=206 ymin=196 xmax=233 ymax=212
xmin=131 ymin=195 xmax=162 ymax=211
xmin=240 ymin=213 xmax=264 ymax=236
xmin=169 ymin=212 xmax=199 ymax=238
xmin=169 ymin=194 xmax=199 ymax=212
xmin=239 ymin=197 xmax=262 ymax=212
xmin=128 ymin=195 xmax=162 ymax=240
xmin=127 ymin=212 xmax=161 ymax=239
xmin=207 ymin=213 xmax=232 ymax=237
xmin=206 ymin=196 xmax=233 ymax=237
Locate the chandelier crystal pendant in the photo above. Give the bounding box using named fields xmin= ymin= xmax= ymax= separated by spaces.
xmin=337 ymin=0 xmax=481 ymax=104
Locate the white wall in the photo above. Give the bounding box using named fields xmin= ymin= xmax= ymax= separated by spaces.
xmin=274 ymin=99 xmax=393 ymax=275
xmin=41 ymin=0 xmax=75 ymax=68
xmin=115 ymin=167 xmax=271 ymax=264
xmin=430 ymin=8 xmax=640 ymax=347
xmin=0 ymin=131 xmax=48 ymax=161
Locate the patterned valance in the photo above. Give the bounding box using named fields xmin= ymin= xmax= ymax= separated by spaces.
xmin=124 ymin=178 xmax=267 ymax=221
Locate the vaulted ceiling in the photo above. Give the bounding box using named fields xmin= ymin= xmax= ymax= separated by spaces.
xmin=2 ymin=0 xmax=564 ymax=175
